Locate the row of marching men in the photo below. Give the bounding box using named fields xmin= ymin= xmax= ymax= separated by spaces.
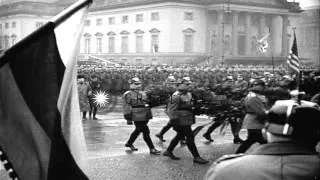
xmin=122 ymin=74 xmax=320 ymax=177
xmin=122 ymin=75 xmax=209 ymax=164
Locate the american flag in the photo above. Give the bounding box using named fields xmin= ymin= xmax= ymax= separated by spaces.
xmin=287 ymin=31 xmax=300 ymax=74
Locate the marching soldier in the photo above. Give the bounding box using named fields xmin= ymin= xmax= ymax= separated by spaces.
xmin=123 ymin=77 xmax=161 ymax=155
xmin=235 ymin=79 xmax=269 ymax=153
xmin=202 ymin=75 xmax=245 ymax=144
xmin=162 ymin=77 xmax=209 ymax=164
xmin=155 ymin=75 xmax=178 ymax=142
xmin=204 ymin=99 xmax=320 ymax=180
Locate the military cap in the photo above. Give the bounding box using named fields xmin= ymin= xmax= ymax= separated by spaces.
xmin=167 ymin=75 xmax=176 ymax=83
xmin=181 ymin=76 xmax=192 ymax=84
xmin=266 ymin=100 xmax=320 ymax=141
xmin=129 ymin=77 xmax=142 ymax=85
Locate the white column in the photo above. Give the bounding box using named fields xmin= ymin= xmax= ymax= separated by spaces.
xmin=281 ymin=15 xmax=289 ymax=56
xmin=259 ymin=14 xmax=266 ymax=38
xmin=245 ymin=12 xmax=251 ymax=55
xmin=232 ymin=11 xmax=238 ymax=56
xmin=271 ymin=15 xmax=282 ymax=56
xmin=217 ymin=10 xmax=224 ymax=60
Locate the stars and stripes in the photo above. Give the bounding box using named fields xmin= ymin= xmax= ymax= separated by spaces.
xmin=287 ymin=31 xmax=300 ymax=74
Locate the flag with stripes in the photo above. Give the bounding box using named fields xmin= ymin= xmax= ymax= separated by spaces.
xmin=287 ymin=31 xmax=300 ymax=74
xmin=0 ymin=0 xmax=92 ymax=179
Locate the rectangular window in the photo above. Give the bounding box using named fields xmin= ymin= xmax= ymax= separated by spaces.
xmin=121 ymin=36 xmax=129 ymax=53
xmin=108 ymin=36 xmax=115 ymax=53
xmin=122 ymin=15 xmax=129 ymax=24
xmin=5 ymin=23 xmax=9 ymax=29
xmin=0 ymin=24 xmax=2 ymax=32
xmin=184 ymin=34 xmax=193 ymax=52
xmin=136 ymin=35 xmax=143 ymax=53
xmin=85 ymin=20 xmax=90 ymax=26
xmin=11 ymin=37 xmax=17 ymax=45
xmin=96 ymin=18 xmax=103 ymax=26
xmin=84 ymin=38 xmax=91 ymax=54
xmin=108 ymin=17 xmax=115 ymax=24
xmin=12 ymin=21 xmax=16 ymax=28
xmin=151 ymin=34 xmax=159 ymax=52
xmin=96 ymin=37 xmax=102 ymax=53
xmin=4 ymin=36 xmax=9 ymax=48
xmin=35 ymin=22 xmax=44 ymax=28
xmin=151 ymin=12 xmax=159 ymax=21
xmin=184 ymin=12 xmax=193 ymax=21
xmin=136 ymin=14 xmax=143 ymax=22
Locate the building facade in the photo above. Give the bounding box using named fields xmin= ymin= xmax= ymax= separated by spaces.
xmin=80 ymin=0 xmax=302 ymax=65
xmin=1 ymin=0 xmax=314 ymax=66
xmin=296 ymin=5 xmax=320 ymax=67
xmin=0 ymin=0 xmax=70 ymax=51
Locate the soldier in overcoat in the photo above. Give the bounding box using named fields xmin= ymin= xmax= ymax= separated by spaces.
xmin=162 ymin=77 xmax=209 ymax=164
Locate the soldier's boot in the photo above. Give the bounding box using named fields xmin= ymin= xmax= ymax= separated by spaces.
xmin=230 ymin=118 xmax=244 ymax=144
xmin=125 ymin=143 xmax=138 ymax=151
xmin=163 ymin=150 xmax=180 ymax=160
xmin=193 ymin=157 xmax=209 ymax=164
xmin=150 ymin=148 xmax=161 ymax=155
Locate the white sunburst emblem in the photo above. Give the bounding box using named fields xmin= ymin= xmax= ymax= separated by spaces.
xmin=93 ymin=90 xmax=110 ymax=108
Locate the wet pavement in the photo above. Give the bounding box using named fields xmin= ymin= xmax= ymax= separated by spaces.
xmin=0 ymin=107 xmax=246 ymax=180
xmin=82 ymin=108 xmax=245 ymax=180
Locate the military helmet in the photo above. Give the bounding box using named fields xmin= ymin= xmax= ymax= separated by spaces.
xmin=178 ymin=76 xmax=192 ymax=91
xmin=265 ymin=100 xmax=320 ymax=144
xmin=129 ymin=77 xmax=142 ymax=89
xmin=129 ymin=77 xmax=141 ymax=84
xmin=166 ymin=75 xmax=176 ymax=83
xmin=181 ymin=76 xmax=192 ymax=84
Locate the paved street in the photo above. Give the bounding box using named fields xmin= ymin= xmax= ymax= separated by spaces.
xmin=82 ymin=108 xmax=245 ymax=180
xmin=1 ymin=108 xmax=246 ymax=180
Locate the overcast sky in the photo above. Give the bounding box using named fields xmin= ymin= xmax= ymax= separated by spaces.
xmin=288 ymin=0 xmax=320 ymax=8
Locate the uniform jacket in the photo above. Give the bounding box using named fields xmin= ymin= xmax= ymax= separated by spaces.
xmin=122 ymin=90 xmax=152 ymax=122
xmin=243 ymin=91 xmax=269 ymax=129
xmin=205 ymin=142 xmax=320 ymax=180
xmin=166 ymin=91 xmax=195 ymax=126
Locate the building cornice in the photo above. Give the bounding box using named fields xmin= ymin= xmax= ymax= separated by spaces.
xmin=89 ymin=0 xmax=302 ymax=13
xmin=0 ymin=1 xmax=65 ymax=17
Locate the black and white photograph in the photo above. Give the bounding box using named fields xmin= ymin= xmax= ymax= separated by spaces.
xmin=0 ymin=0 xmax=319 ymax=179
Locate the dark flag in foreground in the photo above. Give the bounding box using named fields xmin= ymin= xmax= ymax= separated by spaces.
xmin=287 ymin=31 xmax=300 ymax=74
xmin=0 ymin=0 xmax=92 ymax=179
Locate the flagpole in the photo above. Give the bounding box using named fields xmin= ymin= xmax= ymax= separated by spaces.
xmin=271 ymin=52 xmax=274 ymax=75
xmin=51 ymin=0 xmax=93 ymax=27
xmin=292 ymin=27 xmax=301 ymax=91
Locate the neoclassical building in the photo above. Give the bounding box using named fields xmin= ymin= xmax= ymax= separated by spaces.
xmin=0 ymin=0 xmax=311 ymax=65
xmin=80 ymin=0 xmax=302 ymax=65
xmin=296 ymin=5 xmax=320 ymax=67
